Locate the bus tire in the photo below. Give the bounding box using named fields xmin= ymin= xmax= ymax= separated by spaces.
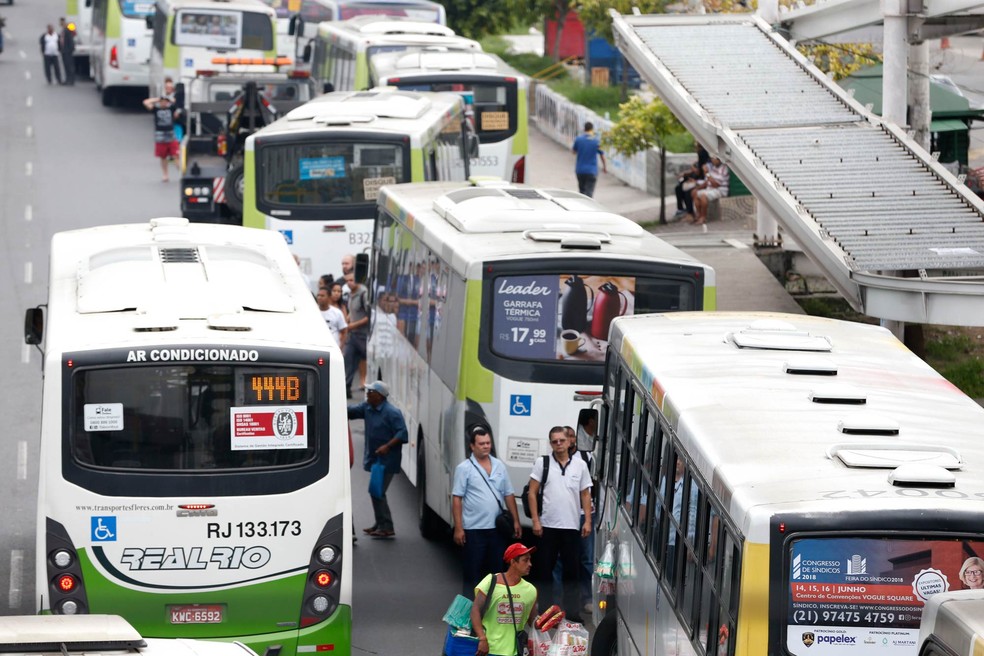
xmin=592 ymin=612 xmax=617 ymax=656
xmin=417 ymin=443 xmax=442 ymax=540
xmin=224 ymin=163 xmax=245 ymax=218
xmin=101 ymin=87 xmax=115 ymax=107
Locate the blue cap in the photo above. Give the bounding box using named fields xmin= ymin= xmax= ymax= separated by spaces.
xmin=364 ymin=381 xmax=389 ymax=397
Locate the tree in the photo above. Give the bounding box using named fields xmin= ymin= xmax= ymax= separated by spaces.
xmin=578 ymin=0 xmax=669 ymax=44
xmin=509 ymin=0 xmax=577 ymax=60
xmin=602 ymin=96 xmax=684 ymax=224
xmin=437 ymin=0 xmax=524 ymax=40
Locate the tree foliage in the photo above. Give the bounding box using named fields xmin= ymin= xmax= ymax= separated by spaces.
xmin=578 ymin=0 xmax=669 ymax=44
xmin=797 ymin=43 xmax=880 ymax=80
xmin=602 ymin=95 xmax=682 ymax=156
xmin=437 ymin=0 xmax=523 ymax=40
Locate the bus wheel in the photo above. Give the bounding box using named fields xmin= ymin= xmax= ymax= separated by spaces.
xmin=101 ymin=87 xmax=115 ymax=107
xmin=592 ymin=612 xmax=617 ymax=656
xmin=416 ymin=443 xmax=442 ymax=540
xmin=224 ymin=164 xmax=245 ymax=219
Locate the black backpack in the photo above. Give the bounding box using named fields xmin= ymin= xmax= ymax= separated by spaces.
xmin=521 ymin=456 xmax=550 ymax=519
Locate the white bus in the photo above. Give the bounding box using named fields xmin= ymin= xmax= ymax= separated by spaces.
xmin=364 ymin=181 xmax=715 ymax=537
xmin=369 ymin=51 xmax=529 ymax=182
xmin=242 ymin=89 xmax=475 ymax=282
xmin=308 ymin=16 xmax=481 ymax=93
xmin=917 ymin=590 xmax=984 ymax=656
xmin=258 ymin=0 xmax=447 ymax=69
xmin=149 ymin=0 xmax=278 ymax=95
xmin=590 ymin=311 xmax=984 ymax=656
xmin=25 ymin=218 xmax=352 ymax=656
xmin=90 ymin=0 xmax=155 ymax=106
xmin=65 ymin=0 xmax=94 ymax=77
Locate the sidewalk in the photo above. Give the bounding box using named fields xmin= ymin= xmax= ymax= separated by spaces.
xmin=524 ymin=122 xmax=804 ymax=314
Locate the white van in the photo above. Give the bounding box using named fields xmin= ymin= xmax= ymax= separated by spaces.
xmin=0 ymin=615 xmax=257 ymax=656
xmin=918 ymin=590 xmax=984 ymax=656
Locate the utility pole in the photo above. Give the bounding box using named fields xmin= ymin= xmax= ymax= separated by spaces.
xmin=756 ymin=0 xmax=781 ymax=246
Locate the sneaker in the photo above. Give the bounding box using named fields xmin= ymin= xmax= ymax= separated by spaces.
xmin=672 ymin=209 xmax=687 ymax=219
xmin=369 ymin=529 xmax=395 ymax=539
xmin=362 ymin=526 xmax=378 ymax=534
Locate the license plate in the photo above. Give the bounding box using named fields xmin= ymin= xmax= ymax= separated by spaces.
xmin=169 ymin=604 xmax=224 ymax=624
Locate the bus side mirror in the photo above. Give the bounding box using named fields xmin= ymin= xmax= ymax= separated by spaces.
xmin=355 ymin=253 xmax=369 ymax=284
xmin=322 ymin=80 xmax=334 ymax=94
xmin=303 ymin=43 xmax=313 ymax=65
xmin=145 ymin=14 xmax=154 ymax=29
xmin=288 ymin=15 xmax=299 ymax=36
xmin=466 ymin=132 xmax=480 ymax=159
xmin=25 ymin=307 xmax=44 ymax=346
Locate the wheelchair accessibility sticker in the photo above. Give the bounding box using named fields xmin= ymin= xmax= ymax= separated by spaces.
xmin=510 ymin=395 xmax=531 ymax=416
xmin=91 ymin=516 xmax=117 ymax=542
xmin=279 ymin=230 xmax=294 ymax=245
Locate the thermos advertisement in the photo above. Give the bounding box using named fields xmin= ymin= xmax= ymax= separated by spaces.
xmin=491 ymin=274 xmax=635 ymax=361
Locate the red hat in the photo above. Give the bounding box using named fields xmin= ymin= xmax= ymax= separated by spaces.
xmin=503 ymin=543 xmax=536 ymax=562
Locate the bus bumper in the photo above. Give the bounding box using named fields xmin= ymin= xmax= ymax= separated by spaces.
xmin=234 ymin=604 xmax=352 ymax=656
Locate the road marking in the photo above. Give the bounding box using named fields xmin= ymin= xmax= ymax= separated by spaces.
xmin=21 ymin=343 xmax=31 ymax=365
xmin=19 ymin=50 xmax=26 ymax=59
xmin=25 ymin=205 xmax=32 ymax=222
xmin=26 ymin=96 xmax=33 ymax=108
xmin=24 ymin=262 xmax=33 ymax=284
xmin=17 ymin=442 xmax=27 ymax=481
xmin=8 ymin=550 xmax=23 ymax=609
xmin=26 ymin=125 xmax=33 ymax=139
xmin=25 ymin=162 xmax=33 ymax=177
xmin=24 ymin=70 xmax=31 ymax=81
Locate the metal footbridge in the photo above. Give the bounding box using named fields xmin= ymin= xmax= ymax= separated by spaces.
xmin=612 ymin=12 xmax=984 ymax=326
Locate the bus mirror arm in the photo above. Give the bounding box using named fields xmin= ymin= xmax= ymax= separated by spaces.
xmin=355 ymin=253 xmax=369 ymax=285
xmin=145 ymin=14 xmax=153 ymax=29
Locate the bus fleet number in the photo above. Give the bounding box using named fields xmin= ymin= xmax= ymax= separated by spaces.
xmin=349 ymin=232 xmax=372 ymax=245
xmin=207 ymin=521 xmax=301 ymax=539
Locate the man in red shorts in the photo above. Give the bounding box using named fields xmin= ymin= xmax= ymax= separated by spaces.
xmin=142 ymin=78 xmax=180 ymax=182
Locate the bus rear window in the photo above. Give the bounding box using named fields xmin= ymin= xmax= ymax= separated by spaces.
xmin=392 ymin=80 xmax=516 ymax=143
xmin=785 ymin=536 xmax=984 ymax=656
xmin=71 ymin=365 xmax=318 ymax=471
xmin=173 ymin=9 xmax=273 ymax=51
xmin=489 ymin=273 xmax=694 ymax=363
xmin=258 ymin=141 xmax=407 ymax=207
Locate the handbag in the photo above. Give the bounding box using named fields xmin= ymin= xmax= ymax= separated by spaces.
xmin=469 ymin=460 xmax=514 ymax=540
xmin=368 ymin=460 xmax=386 ymax=499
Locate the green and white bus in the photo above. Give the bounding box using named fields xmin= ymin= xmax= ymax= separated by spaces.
xmin=364 ymin=181 xmax=715 ymax=537
xmin=149 ymin=0 xmax=278 ymax=95
xmin=591 ymin=311 xmax=984 ymax=656
xmin=369 ymin=51 xmax=529 ymax=182
xmin=25 ymin=218 xmax=352 ymax=656
xmin=65 ymin=0 xmax=95 ymax=77
xmin=309 ymin=16 xmax=481 ymax=92
xmin=242 ymin=88 xmax=474 ymax=281
xmin=90 ymin=0 xmax=155 ymax=106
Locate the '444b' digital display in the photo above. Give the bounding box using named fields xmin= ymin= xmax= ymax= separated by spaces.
xmin=244 ymin=373 xmax=305 ymax=404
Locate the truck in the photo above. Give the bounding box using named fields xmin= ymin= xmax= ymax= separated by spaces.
xmin=179 ymin=64 xmax=316 ymax=223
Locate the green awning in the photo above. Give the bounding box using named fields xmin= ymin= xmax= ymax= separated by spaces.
xmin=930 ymin=119 xmax=967 ymax=133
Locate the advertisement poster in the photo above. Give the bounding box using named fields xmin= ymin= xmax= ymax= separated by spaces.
xmin=175 ymin=10 xmax=242 ymax=49
xmin=786 ymin=537 xmax=984 ymax=656
xmin=299 ymin=156 xmax=345 ymax=180
xmin=230 ymin=405 xmax=307 ymax=450
xmin=491 ymin=274 xmax=636 ymax=362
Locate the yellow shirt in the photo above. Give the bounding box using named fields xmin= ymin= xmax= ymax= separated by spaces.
xmin=475 ymin=574 xmax=536 ymax=656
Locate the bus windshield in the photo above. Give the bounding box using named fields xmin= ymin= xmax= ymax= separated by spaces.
xmin=119 ymin=0 xmax=154 ymax=19
xmin=489 ymin=271 xmax=697 ymax=363
xmin=258 ymin=140 xmax=408 ymax=208
xmin=390 ymin=79 xmax=516 ymax=143
xmin=786 ymin=535 xmax=984 ymax=656
xmin=71 ymin=364 xmax=318 ymax=470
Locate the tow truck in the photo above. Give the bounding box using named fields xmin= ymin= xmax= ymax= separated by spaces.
xmin=179 ymin=57 xmax=316 ymax=224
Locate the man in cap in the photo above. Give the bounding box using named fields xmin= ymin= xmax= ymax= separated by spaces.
xmin=471 ymin=543 xmax=538 ymax=656
xmin=452 ymin=425 xmax=521 ymax=597
xmin=347 ymin=380 xmax=407 ymax=539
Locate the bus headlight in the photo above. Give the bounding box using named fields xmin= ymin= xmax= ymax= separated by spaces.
xmin=316 ymin=545 xmax=337 ymax=565
xmin=52 ymin=549 xmax=73 ymax=569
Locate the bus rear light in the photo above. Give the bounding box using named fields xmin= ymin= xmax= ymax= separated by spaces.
xmin=110 ymin=45 xmax=119 ymax=69
xmin=59 ymin=599 xmax=81 ymax=615
xmin=310 ymin=596 xmax=329 ymax=613
xmin=178 ymin=504 xmax=214 ymax=510
xmin=312 ymin=570 xmax=334 ymax=588
xmin=316 ymin=545 xmax=337 ymax=565
xmin=511 ymin=156 xmax=525 ymax=183
xmin=217 ymin=134 xmax=228 ymax=156
xmin=575 ymin=391 xmax=602 ymax=397
xmin=317 ymin=357 xmax=324 ymax=365
xmin=52 ymin=549 xmax=73 ymax=568
xmin=288 ymin=70 xmax=310 ymax=79
xmin=57 ymin=574 xmax=77 ymax=593
xmin=67 ymin=360 xmax=74 ymax=368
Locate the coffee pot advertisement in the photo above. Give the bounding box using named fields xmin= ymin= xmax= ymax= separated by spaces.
xmin=491 ymin=274 xmax=635 ymax=362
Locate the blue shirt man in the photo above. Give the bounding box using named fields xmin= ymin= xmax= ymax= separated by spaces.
xmin=452 ymin=426 xmax=520 ymax=596
xmin=348 ymin=380 xmax=408 ymax=538
xmin=571 ymin=121 xmax=607 ymax=198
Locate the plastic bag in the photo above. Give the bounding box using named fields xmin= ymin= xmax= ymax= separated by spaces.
xmin=547 ymin=621 xmax=589 ymax=656
xmin=531 ymin=627 xmax=552 ymax=656
xmin=368 ymin=461 xmax=386 ymax=499
xmin=441 ymin=594 xmax=473 ymax=632
xmin=595 ymin=540 xmax=615 ymax=578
